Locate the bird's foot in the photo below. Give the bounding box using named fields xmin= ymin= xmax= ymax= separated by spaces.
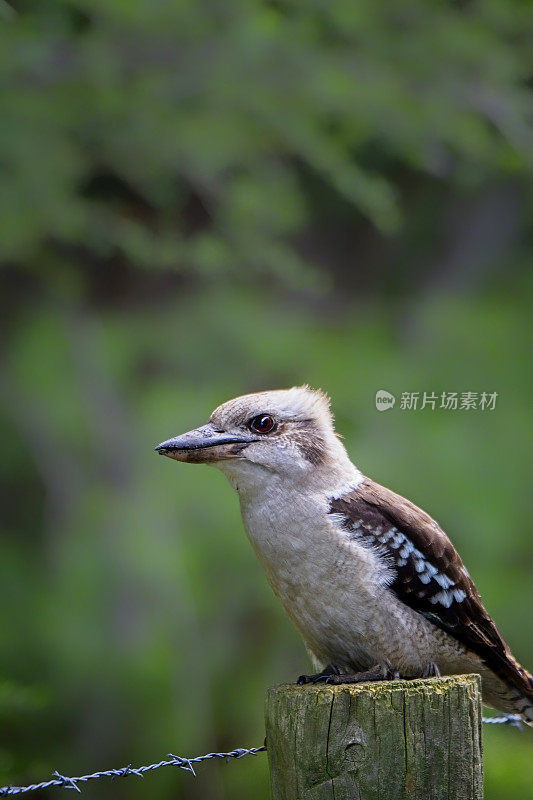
xmin=298 ymin=662 xmax=442 ymax=687
xmin=421 ymin=661 xmax=441 ymax=678
xmin=296 ymin=664 xmax=341 ymax=685
xmin=321 ymin=663 xmax=400 ymax=686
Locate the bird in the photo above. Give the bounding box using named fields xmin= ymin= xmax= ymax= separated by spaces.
xmin=155 ymin=385 xmax=533 ymax=725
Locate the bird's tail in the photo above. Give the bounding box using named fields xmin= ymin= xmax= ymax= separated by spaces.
xmin=511 ymin=685 xmax=533 ymax=727
xmin=482 ymin=652 xmax=533 ymax=726
xmin=498 ymin=659 xmax=533 ymax=727
xmin=507 ymin=691 xmax=533 ymax=727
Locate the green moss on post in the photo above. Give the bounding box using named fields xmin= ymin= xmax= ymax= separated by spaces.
xmin=265 ymin=674 xmax=483 ymax=800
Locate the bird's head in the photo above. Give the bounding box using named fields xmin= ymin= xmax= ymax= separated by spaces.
xmin=155 ymin=386 xmax=355 ymax=492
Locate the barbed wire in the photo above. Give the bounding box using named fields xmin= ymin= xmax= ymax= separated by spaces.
xmin=482 ymin=713 xmax=522 ymax=727
xmin=0 ymin=746 xmax=267 ymax=796
xmin=0 ymin=713 xmax=522 ymax=796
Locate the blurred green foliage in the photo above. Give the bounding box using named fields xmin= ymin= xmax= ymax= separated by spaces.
xmin=1 ymin=1 xmax=532 ymax=799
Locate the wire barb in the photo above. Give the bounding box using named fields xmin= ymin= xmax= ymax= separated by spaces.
xmin=53 ymin=772 xmax=81 ymax=792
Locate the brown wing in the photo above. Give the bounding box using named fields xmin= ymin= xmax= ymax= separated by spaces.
xmin=330 ymin=477 xmax=532 ymax=697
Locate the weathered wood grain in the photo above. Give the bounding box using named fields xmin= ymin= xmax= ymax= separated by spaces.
xmin=265 ymin=674 xmax=483 ymax=800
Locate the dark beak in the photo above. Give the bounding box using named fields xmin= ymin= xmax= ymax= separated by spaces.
xmin=155 ymin=423 xmax=257 ymax=463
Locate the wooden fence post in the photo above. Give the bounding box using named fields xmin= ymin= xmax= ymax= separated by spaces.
xmin=265 ymin=673 xmax=483 ymax=800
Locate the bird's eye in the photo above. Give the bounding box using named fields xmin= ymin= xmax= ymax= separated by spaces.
xmin=249 ymin=414 xmax=276 ymax=434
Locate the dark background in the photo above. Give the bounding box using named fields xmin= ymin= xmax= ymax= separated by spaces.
xmin=1 ymin=1 xmax=532 ymax=798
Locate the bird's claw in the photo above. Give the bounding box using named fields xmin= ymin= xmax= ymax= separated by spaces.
xmin=421 ymin=661 xmax=441 ymax=678
xmin=296 ymin=664 xmax=342 ymax=685
xmin=297 ymin=672 xmax=332 ymax=685
xmin=322 ymin=664 xmax=400 ymax=685
xmin=298 ymin=663 xmax=401 ymax=686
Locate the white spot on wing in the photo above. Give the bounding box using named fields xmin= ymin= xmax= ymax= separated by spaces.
xmin=391 ymin=532 xmax=405 ymax=549
xmin=430 ymin=590 xmax=453 ymax=608
xmin=434 ymin=572 xmax=454 ymax=590
xmin=399 ymin=541 xmax=414 ymax=559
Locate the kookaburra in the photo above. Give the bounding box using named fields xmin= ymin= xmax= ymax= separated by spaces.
xmin=156 ymin=386 xmax=533 ymax=724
